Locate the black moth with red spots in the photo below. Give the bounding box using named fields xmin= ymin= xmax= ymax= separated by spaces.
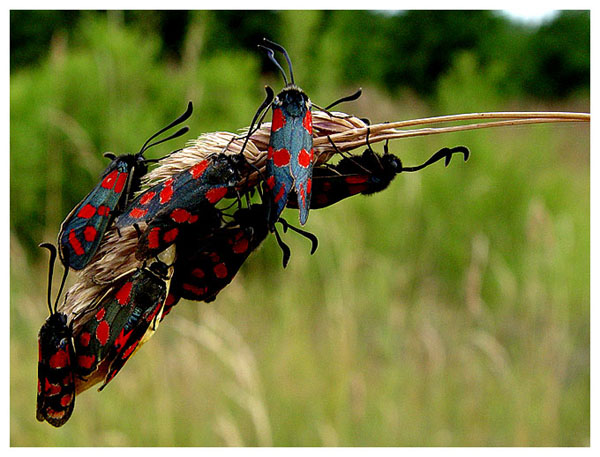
xmin=37 ymin=312 xmax=76 ymax=427
xmin=259 ymin=39 xmax=315 ymax=229
xmin=58 ymin=102 xmax=193 ymax=271
xmin=116 ymin=153 xmax=246 ymax=261
xmin=288 ymin=142 xmax=470 ymax=210
xmin=165 ymin=204 xmax=270 ymax=312
xmin=36 ymin=243 xmax=76 ymax=428
xmin=74 ymin=249 xmax=174 ymax=390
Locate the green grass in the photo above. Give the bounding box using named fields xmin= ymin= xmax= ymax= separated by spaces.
xmin=10 ymin=16 xmax=589 ymax=446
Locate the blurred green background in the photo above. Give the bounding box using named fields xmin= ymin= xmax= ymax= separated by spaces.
xmin=10 ymin=10 xmax=589 ymax=446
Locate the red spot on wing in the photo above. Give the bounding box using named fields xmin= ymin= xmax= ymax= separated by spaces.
xmin=307 ymin=178 xmax=312 ymax=195
xmin=159 ymin=179 xmax=174 ymax=204
xmin=114 ymin=171 xmax=129 ymax=194
xmin=101 ymin=169 xmax=119 ymax=189
xmin=298 ymin=149 xmax=311 ymax=168
xmin=83 ymin=226 xmax=97 ymax=242
xmin=60 ymin=393 xmax=73 ymax=407
xmin=303 ymin=110 xmax=313 ymax=134
xmin=79 ymin=332 xmax=91 ymax=347
xmin=96 ymin=320 xmax=110 ymax=346
xmin=68 ymin=230 xmax=84 ymax=256
xmin=322 ymin=181 xmax=332 ymax=191
xmin=213 ymin=263 xmax=228 ymax=279
xmin=129 ymin=207 xmax=148 ymax=219
xmin=191 ymin=268 xmax=205 ymax=278
xmin=77 ymin=354 xmax=96 ymax=369
xmin=266 ymin=176 xmax=276 ymax=190
xmin=346 ymin=176 xmax=369 ymax=184
xmin=147 ymin=227 xmax=161 ymax=249
xmin=122 ymin=341 xmax=138 ymax=359
xmin=274 ymin=183 xmax=286 ymax=203
xmin=267 ymin=146 xmax=275 ymax=160
xmin=163 ymin=228 xmax=179 ymax=243
xmin=273 ymin=148 xmax=291 ymax=167
xmin=206 ymin=187 xmax=228 ymax=204
xmin=140 ymin=191 xmax=156 ymax=206
xmin=113 ymin=328 xmax=132 ymax=350
xmin=189 ymin=215 xmax=199 ymax=224
xmin=299 ymin=183 xmax=306 ymax=208
xmin=165 ymin=293 xmax=177 ymax=307
xmin=190 ymin=160 xmax=209 ymax=179
xmin=95 ymin=307 xmax=106 ymax=321
xmin=145 ymin=305 xmax=161 ymax=323
xmin=232 ymin=237 xmax=249 ymax=254
xmin=47 ymin=408 xmax=66 ymax=419
xmin=350 ymin=184 xmax=369 ymax=194
xmin=97 ymin=205 xmax=111 ymax=216
xmin=170 ymin=208 xmax=192 ymax=223
xmin=115 ymin=282 xmax=133 ymax=305
xmin=182 ymin=283 xmax=208 ymax=297
xmin=77 ymin=204 xmax=96 ymax=219
xmin=161 ymin=293 xmax=178 ymax=319
xmin=45 ymin=382 xmax=62 ymax=396
xmin=49 ymin=349 xmax=69 ymax=369
xmin=272 ymin=108 xmax=286 ymax=131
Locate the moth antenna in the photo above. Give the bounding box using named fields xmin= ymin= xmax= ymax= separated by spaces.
xmin=258 ymin=45 xmax=288 ymax=86
xmin=401 ymin=146 xmax=470 ymax=173
xmin=103 ymin=152 xmax=117 ymax=160
xmin=138 ymin=101 xmax=193 ymax=155
xmin=239 ymin=86 xmax=274 ymax=159
xmin=325 ymin=135 xmax=354 ymax=162
xmin=39 ymin=243 xmax=56 ymax=316
xmin=53 ymin=260 xmax=69 ymax=313
xmin=384 ymin=139 xmax=390 ymax=155
xmin=273 ymin=225 xmax=291 ymax=268
xmin=323 ymin=88 xmax=362 ymax=111
xmin=141 ymin=126 xmax=190 ymax=154
xmin=244 ymin=86 xmax=274 ymax=141
xmin=39 ymin=243 xmax=67 ymax=315
xmin=262 ymin=38 xmax=295 ymax=85
xmin=278 ymin=218 xmax=318 ymax=254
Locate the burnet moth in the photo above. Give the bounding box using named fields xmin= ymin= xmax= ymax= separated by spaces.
xmin=36 ymin=243 xmax=76 ymax=428
xmin=58 ymin=102 xmax=193 ymax=270
xmin=115 ymin=152 xmax=247 ymax=261
xmin=288 ymin=133 xmax=469 ymax=210
xmin=167 ymin=204 xmax=271 ymax=305
xmin=73 ymin=245 xmax=176 ymax=391
xmin=259 ymin=39 xmax=315 ymax=229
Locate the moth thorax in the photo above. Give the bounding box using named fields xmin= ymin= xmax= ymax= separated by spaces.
xmin=277 ymin=86 xmax=311 ymax=116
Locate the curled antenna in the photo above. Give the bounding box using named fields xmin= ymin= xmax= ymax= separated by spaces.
xmin=272 ymin=227 xmax=291 ymax=268
xmin=39 ymin=242 xmax=69 ymax=316
xmin=278 ymin=218 xmax=318 ymax=254
xmin=258 ymin=45 xmax=288 ymax=86
xmin=138 ymin=101 xmax=194 ymax=156
xmin=324 ymin=88 xmax=363 ymax=111
xmin=261 ymin=38 xmax=295 ymax=85
xmin=240 ymin=86 xmax=275 ymax=157
xmin=401 ymin=146 xmax=470 ymax=173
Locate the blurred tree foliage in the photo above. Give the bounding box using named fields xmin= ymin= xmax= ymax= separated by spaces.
xmin=11 ymin=10 xmax=589 ymax=98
